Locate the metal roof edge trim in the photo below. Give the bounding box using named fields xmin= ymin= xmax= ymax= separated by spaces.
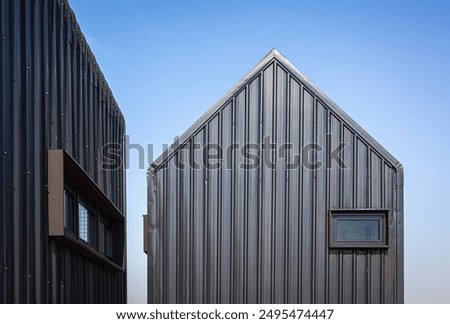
xmin=394 ymin=162 xmax=404 ymax=174
xmin=151 ymin=48 xmax=400 ymax=170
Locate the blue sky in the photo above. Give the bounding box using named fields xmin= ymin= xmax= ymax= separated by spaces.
xmin=70 ymin=0 xmax=450 ymax=303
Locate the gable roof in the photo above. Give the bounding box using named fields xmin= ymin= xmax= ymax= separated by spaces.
xmin=151 ymin=49 xmax=401 ymax=171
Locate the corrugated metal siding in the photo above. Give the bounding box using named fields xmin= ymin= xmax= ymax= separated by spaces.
xmin=148 ymin=55 xmax=403 ymax=303
xmin=1 ymin=0 xmax=126 ymax=303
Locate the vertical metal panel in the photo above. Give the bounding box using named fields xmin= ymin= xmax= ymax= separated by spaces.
xmin=260 ymin=64 xmax=274 ymax=303
xmin=147 ymin=168 xmax=157 ymax=304
xmin=342 ymin=126 xmax=354 ymax=208
xmin=166 ymin=155 xmax=177 ymax=302
xmin=192 ymin=130 xmax=205 ymax=303
xmin=1 ymin=0 xmax=126 ymax=303
xmin=148 ymin=51 xmax=403 ymax=304
xmin=233 ymin=89 xmax=246 ymax=303
xmin=315 ymin=102 xmax=327 ymax=303
xmin=301 ymin=88 xmax=314 ymax=303
xmin=179 ymin=147 xmax=190 ymax=302
xmin=395 ymin=165 xmax=404 ymax=303
xmin=286 ymin=76 xmax=300 ymax=303
xmin=246 ymin=76 xmax=260 ymax=303
xmin=327 ymin=114 xmax=341 ymax=303
xmin=273 ymin=65 xmax=286 ymax=303
xmin=219 ymin=104 xmax=232 ymax=303
xmin=206 ymin=117 xmax=219 ymax=303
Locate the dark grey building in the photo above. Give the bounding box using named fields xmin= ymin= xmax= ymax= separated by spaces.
xmin=1 ymin=0 xmax=126 ymax=303
xmin=145 ymin=49 xmax=403 ymax=304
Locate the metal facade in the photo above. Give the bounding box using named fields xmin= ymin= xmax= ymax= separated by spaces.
xmin=1 ymin=0 xmax=126 ymax=303
xmin=147 ymin=50 xmax=403 ymax=304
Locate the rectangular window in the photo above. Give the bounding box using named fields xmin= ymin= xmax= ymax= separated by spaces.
xmin=78 ymin=203 xmax=89 ymax=242
xmin=105 ymin=225 xmax=113 ymax=258
xmin=64 ymin=190 xmax=75 ymax=232
xmin=78 ymin=202 xmax=96 ymax=245
xmin=99 ymin=221 xmax=105 ymax=254
xmin=89 ymin=208 xmax=97 ymax=247
xmin=329 ymin=210 xmax=388 ymax=248
xmin=336 ymin=219 xmax=380 ymax=241
xmin=99 ymin=219 xmax=113 ymax=258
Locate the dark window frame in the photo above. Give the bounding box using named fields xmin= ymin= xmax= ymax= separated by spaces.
xmin=63 ymin=184 xmax=77 ymax=235
xmin=77 ymin=198 xmax=97 ymax=247
xmin=99 ymin=215 xmax=114 ymax=259
xmin=329 ymin=209 xmax=389 ymax=249
xmin=63 ymin=184 xmax=116 ymax=258
xmin=48 ymin=149 xmax=124 ymax=271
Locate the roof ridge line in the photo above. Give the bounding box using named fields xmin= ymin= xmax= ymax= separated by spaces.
xmin=151 ymin=49 xmax=400 ymax=169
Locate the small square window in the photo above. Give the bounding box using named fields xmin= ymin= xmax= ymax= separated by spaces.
xmin=329 ymin=210 xmax=388 ymax=248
